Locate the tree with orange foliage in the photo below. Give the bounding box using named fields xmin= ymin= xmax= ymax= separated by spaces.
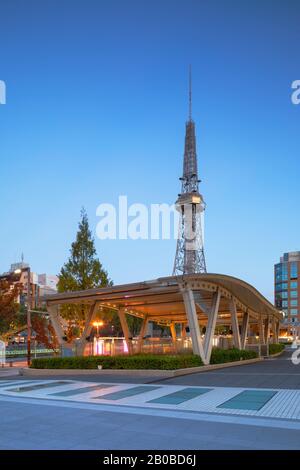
xmin=0 ymin=279 xmax=21 ymax=337
xmin=31 ymin=314 xmax=58 ymax=353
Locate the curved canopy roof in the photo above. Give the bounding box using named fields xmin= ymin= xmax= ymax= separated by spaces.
xmin=45 ymin=273 xmax=282 ymax=324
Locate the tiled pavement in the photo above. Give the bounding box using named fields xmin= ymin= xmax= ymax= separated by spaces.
xmin=2 ymin=352 xmax=300 ymax=449
xmin=2 ymin=378 xmax=300 ymax=421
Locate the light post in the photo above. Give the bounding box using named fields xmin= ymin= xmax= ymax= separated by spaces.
xmin=93 ymin=321 xmax=104 ymax=355
xmin=32 ymin=335 xmax=37 ymax=359
xmin=15 ymin=266 xmax=31 ymax=366
xmin=93 ymin=321 xmax=104 ymax=337
xmin=26 ymin=266 xmax=31 ymax=366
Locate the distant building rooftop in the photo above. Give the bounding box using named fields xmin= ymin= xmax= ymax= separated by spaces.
xmin=280 ymin=252 xmax=300 ymax=263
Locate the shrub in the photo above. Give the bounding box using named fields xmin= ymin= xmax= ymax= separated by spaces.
xmin=30 ymin=354 xmax=203 ymax=370
xmin=31 ymin=348 xmax=258 ymax=370
xmin=210 ymin=347 xmax=257 ymax=364
xmin=269 ymin=343 xmax=285 ymax=355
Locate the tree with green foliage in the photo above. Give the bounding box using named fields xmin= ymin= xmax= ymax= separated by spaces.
xmin=57 ymin=208 xmax=112 ymax=341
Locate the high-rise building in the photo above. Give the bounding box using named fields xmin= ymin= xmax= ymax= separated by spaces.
xmin=274 ymin=252 xmax=300 ymax=329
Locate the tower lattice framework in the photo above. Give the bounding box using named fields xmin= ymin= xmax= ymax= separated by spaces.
xmin=173 ymin=70 xmax=207 ymax=275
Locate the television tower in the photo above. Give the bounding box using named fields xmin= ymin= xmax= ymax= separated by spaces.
xmin=173 ymin=68 xmax=207 ymax=275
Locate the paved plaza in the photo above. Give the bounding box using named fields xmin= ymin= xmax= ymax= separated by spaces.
xmin=160 ymin=349 xmax=300 ymax=389
xmin=1 ymin=349 xmax=300 ymax=449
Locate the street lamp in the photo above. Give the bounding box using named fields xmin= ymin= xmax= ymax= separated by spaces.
xmin=93 ymin=321 xmax=104 ymax=337
xmin=15 ymin=266 xmax=31 ymax=366
xmin=92 ymin=321 xmax=104 ymax=356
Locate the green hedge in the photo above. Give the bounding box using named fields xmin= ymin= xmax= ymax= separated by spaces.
xmin=210 ymin=348 xmax=257 ymax=364
xmin=31 ymin=348 xmax=258 ymax=370
xmin=30 ymin=354 xmax=203 ymax=370
xmin=269 ymin=343 xmax=285 ymax=355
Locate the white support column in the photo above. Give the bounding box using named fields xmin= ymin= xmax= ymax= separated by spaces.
xmin=137 ymin=316 xmax=149 ymax=353
xmin=229 ymin=298 xmax=241 ymax=350
xmin=77 ymin=302 xmax=99 ymax=355
xmin=170 ymin=323 xmax=177 ymax=342
xmin=264 ymin=316 xmax=271 ymax=345
xmin=170 ymin=322 xmax=177 ymax=351
xmin=182 ymin=288 xmax=206 ymax=363
xmin=241 ymin=311 xmax=249 ymax=349
xmin=118 ymin=308 xmax=133 ymax=354
xmin=275 ymin=320 xmax=280 ymax=343
xmin=272 ymin=317 xmax=277 ymax=344
xmin=264 ymin=315 xmax=271 ymax=356
xmin=47 ymin=304 xmax=70 ymax=348
xmin=259 ymin=317 xmax=265 ymax=345
xmin=203 ymin=289 xmax=221 ymax=363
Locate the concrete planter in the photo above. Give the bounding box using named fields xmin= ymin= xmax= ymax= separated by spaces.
xmin=268 ymin=349 xmax=285 ymax=358
xmin=20 ymin=357 xmax=262 ymax=378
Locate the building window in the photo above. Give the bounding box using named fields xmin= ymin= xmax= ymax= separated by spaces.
xmin=291 ymin=299 xmax=298 ymax=307
xmin=282 ymin=263 xmax=288 ymax=281
xmin=282 ymin=300 xmax=288 ymax=308
xmin=275 ymin=263 xmax=288 ymax=282
xmin=275 ymin=282 xmax=288 ymax=291
xmin=290 ymin=262 xmax=298 ymax=279
xmin=290 ymin=309 xmax=298 ymax=315
xmin=291 ymin=290 xmax=298 ymax=298
xmin=281 ymin=291 xmax=288 ymax=299
xmin=290 ymin=281 xmax=298 ymax=289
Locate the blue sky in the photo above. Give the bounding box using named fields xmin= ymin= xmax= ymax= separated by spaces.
xmin=0 ymin=0 xmax=299 ymax=301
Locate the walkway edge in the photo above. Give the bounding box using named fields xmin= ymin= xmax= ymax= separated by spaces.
xmin=268 ymin=350 xmax=286 ymax=358
xmin=20 ymin=357 xmax=262 ymax=378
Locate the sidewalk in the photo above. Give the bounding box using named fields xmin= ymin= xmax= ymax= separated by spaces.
xmin=0 ymin=360 xmax=27 ymax=378
xmin=0 ymin=368 xmax=22 ymax=378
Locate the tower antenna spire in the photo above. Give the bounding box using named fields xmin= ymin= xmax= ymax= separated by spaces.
xmin=189 ymin=64 xmax=192 ymax=121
